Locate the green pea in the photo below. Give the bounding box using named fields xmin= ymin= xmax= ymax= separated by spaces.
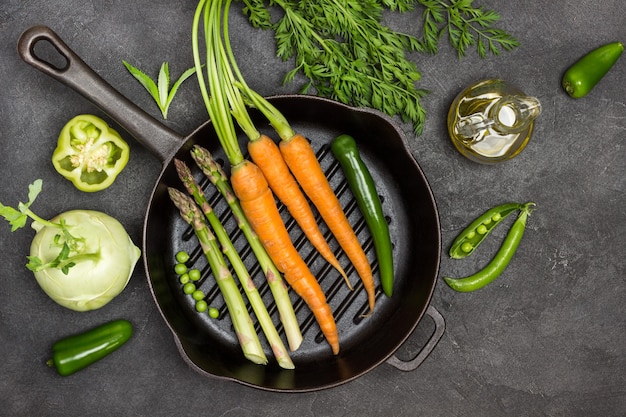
xmin=175 ymin=251 xmax=190 ymax=263
xmin=208 ymin=307 xmax=219 ymax=319
xmin=189 ymin=269 xmax=201 ymax=281
xmin=461 ymin=242 xmax=473 ymax=253
xmin=483 ymin=218 xmax=492 ymax=226
xmin=183 ymin=282 xmax=196 ymax=294
xmin=195 ymin=300 xmax=208 ymax=313
xmin=179 ymin=273 xmax=190 ymax=285
xmin=174 ymin=263 xmax=188 ymax=275
xmin=477 ymin=224 xmax=488 ymax=235
xmin=466 ymin=231 xmax=476 ymax=239
xmin=192 ymin=290 xmax=205 ymax=301
xmin=492 ymin=213 xmax=502 ymax=222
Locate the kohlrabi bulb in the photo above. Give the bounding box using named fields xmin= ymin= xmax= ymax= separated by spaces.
xmin=30 ymin=210 xmax=141 ymax=311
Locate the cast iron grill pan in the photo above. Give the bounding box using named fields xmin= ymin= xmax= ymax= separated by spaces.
xmin=145 ymin=99 xmax=440 ymax=391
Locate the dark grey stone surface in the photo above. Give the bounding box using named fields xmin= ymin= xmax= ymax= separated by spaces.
xmin=1 ymin=1 xmax=624 ymax=416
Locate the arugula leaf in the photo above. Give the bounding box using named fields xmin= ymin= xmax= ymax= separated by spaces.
xmin=123 ymin=60 xmax=197 ymax=119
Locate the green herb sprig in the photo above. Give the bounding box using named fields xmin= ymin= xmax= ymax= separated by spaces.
xmin=123 ymin=61 xmax=197 ymax=119
xmin=418 ymin=0 xmax=520 ymax=58
xmin=239 ymin=0 xmax=519 ymax=135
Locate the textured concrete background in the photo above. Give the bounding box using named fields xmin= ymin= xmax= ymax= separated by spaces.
xmin=1 ymin=1 xmax=624 ymax=416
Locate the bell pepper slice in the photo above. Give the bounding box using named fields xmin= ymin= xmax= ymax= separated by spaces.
xmin=52 ymin=114 xmax=130 ymax=192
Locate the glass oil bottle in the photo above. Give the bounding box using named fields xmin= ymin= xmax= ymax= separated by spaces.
xmin=447 ymin=79 xmax=542 ymax=164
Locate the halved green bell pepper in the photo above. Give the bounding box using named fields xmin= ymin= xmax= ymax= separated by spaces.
xmin=52 ymin=114 xmax=130 ymax=192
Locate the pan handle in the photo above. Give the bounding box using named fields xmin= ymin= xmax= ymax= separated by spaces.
xmin=17 ymin=25 xmax=183 ymax=163
xmin=386 ymin=305 xmax=445 ymax=372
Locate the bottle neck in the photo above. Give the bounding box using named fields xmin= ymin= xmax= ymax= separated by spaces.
xmin=455 ymin=95 xmax=542 ymax=141
xmin=490 ymin=96 xmax=542 ymax=134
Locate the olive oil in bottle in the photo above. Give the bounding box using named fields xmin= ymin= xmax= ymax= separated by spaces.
xmin=447 ymin=79 xmax=542 ymax=164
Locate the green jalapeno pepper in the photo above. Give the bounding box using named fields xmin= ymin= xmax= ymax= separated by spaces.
xmin=444 ymin=203 xmax=535 ymax=292
xmin=331 ymin=134 xmax=394 ymax=297
xmin=47 ymin=319 xmax=133 ymax=376
xmin=52 ymin=114 xmax=130 ymax=192
xmin=562 ymin=41 xmax=623 ymax=99
xmin=449 ymin=202 xmax=525 ymax=259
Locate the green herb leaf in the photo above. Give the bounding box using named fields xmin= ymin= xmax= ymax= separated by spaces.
xmin=0 ymin=205 xmax=26 ymax=232
xmin=122 ymin=60 xmax=160 ymax=102
xmin=165 ymin=66 xmax=199 ymax=113
xmin=27 ymin=179 xmax=43 ymax=206
xmin=158 ymin=62 xmax=170 ymax=109
xmin=416 ymin=0 xmax=520 ymax=59
xmin=240 ymin=0 xmax=518 ymax=136
xmin=25 ymin=255 xmax=44 ymax=272
xmin=123 ymin=60 xmax=197 ymax=119
xmin=0 ymin=178 xmax=42 ymax=231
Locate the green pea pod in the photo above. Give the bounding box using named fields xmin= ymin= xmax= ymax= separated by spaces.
xmin=331 ymin=134 xmax=394 ymax=297
xmin=562 ymin=41 xmax=624 ymax=99
xmin=444 ymin=203 xmax=535 ymax=292
xmin=449 ymin=202 xmax=525 ymax=259
xmin=47 ymin=319 xmax=133 ymax=376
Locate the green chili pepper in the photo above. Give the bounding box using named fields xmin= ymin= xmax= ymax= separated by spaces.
xmin=449 ymin=202 xmax=525 ymax=259
xmin=52 ymin=114 xmax=130 ymax=192
xmin=444 ymin=203 xmax=535 ymax=292
xmin=562 ymin=41 xmax=624 ymax=99
xmin=331 ymin=134 xmax=394 ymax=297
xmin=47 ymin=319 xmax=133 ymax=376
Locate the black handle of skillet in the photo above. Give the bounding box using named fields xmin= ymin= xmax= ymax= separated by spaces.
xmin=386 ymin=305 xmax=445 ymax=371
xmin=17 ymin=25 xmax=184 ymax=163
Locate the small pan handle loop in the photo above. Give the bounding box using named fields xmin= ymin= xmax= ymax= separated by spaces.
xmin=386 ymin=305 xmax=445 ymax=372
xmin=17 ymin=25 xmax=184 ymax=163
xmin=17 ymin=25 xmax=72 ymax=76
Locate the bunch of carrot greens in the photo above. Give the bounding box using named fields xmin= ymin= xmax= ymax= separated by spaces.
xmin=168 ymin=0 xmax=379 ymax=364
xmin=240 ymin=0 xmax=519 ymax=135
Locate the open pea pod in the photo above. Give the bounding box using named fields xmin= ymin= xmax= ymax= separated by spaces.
xmin=449 ymin=202 xmax=525 ymax=259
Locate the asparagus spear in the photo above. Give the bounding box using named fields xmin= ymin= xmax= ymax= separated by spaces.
xmin=168 ymin=187 xmax=268 ymax=365
xmin=190 ymin=145 xmax=303 ymax=351
xmin=174 ymin=159 xmax=294 ymax=369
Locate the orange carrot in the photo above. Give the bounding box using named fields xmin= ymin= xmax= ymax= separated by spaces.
xmin=280 ymin=134 xmax=376 ymax=313
xmin=230 ymin=159 xmax=340 ymax=354
xmin=248 ymin=134 xmax=352 ymax=289
xmin=194 ymin=0 xmax=340 ymax=353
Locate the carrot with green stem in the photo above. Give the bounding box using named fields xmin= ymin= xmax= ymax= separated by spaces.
xmin=168 ymin=187 xmax=267 ymax=365
xmin=175 ymin=159 xmax=294 ymax=368
xmin=192 ymin=0 xmax=340 ymax=354
xmin=221 ymin=11 xmax=375 ymax=313
xmin=190 ymin=146 xmax=302 ymax=351
xmin=210 ymin=2 xmax=351 ymax=290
